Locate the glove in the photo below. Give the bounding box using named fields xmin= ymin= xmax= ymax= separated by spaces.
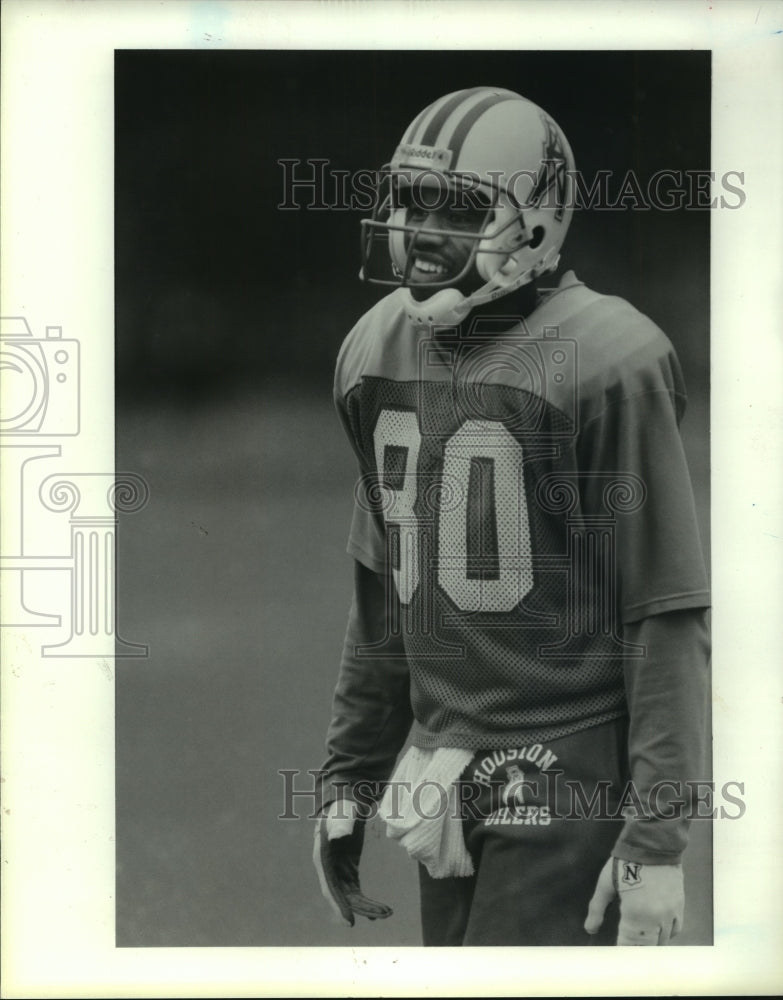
xmin=312 ymin=798 xmax=393 ymax=927
xmin=584 ymin=857 xmax=684 ymax=945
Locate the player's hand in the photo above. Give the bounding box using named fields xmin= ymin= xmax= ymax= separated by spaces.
xmin=313 ymin=799 xmax=393 ymax=927
xmin=584 ymin=857 xmax=684 ymax=945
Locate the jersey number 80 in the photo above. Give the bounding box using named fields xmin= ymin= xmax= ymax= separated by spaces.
xmin=373 ymin=408 xmax=534 ymax=613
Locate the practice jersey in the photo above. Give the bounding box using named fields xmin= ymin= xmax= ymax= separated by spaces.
xmin=334 ymin=272 xmax=710 ymax=750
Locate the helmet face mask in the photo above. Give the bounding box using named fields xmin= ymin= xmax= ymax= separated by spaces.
xmin=359 ymin=87 xmax=575 ymax=326
xmin=382 ymin=174 xmax=503 ymax=296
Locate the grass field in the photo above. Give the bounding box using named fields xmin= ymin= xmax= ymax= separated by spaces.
xmin=115 ymin=383 xmax=711 ymax=947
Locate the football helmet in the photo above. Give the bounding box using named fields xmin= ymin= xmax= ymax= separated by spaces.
xmin=360 ymin=87 xmax=575 ymax=326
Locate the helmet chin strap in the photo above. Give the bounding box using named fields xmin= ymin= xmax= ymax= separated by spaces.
xmin=401 ymin=255 xmax=558 ymax=329
xmin=401 ymin=288 xmax=466 ymax=328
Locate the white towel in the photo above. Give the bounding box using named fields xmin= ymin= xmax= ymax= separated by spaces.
xmin=379 ymin=745 xmax=475 ymax=879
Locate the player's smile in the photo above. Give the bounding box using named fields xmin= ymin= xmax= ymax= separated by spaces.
xmin=403 ymin=206 xmax=487 ymax=300
xmin=395 ymin=179 xmax=490 ymax=301
xmin=410 ymin=251 xmax=452 ymax=280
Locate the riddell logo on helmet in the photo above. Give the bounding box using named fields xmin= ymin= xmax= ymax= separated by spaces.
xmin=393 ymin=143 xmax=454 ymax=170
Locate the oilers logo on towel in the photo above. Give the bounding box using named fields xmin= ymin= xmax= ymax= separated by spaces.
xmin=466 ymin=746 xmax=557 ymax=827
xmin=490 ymin=759 xmax=553 ymax=825
xmin=501 ymin=765 xmax=528 ymax=807
xmin=484 ymin=804 xmax=552 ymax=827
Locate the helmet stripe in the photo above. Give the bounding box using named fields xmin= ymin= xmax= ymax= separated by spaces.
xmin=402 ymin=101 xmax=436 ymax=145
xmin=448 ymin=94 xmax=519 ymax=169
xmin=418 ymin=87 xmax=486 ymax=146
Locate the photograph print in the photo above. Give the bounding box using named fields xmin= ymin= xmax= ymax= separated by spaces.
xmin=114 ymin=48 xmax=716 ymax=948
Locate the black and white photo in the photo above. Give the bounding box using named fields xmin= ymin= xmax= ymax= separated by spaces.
xmin=2 ymin=2 xmax=782 ymax=996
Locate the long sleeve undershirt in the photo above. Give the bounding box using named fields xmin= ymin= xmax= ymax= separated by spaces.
xmin=612 ymin=607 xmax=710 ymax=864
xmin=318 ymin=561 xmax=412 ymax=812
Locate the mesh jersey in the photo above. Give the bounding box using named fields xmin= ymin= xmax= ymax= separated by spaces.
xmin=335 ymin=272 xmax=710 ymax=749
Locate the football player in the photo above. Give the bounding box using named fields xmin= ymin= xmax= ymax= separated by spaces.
xmin=313 ymin=87 xmax=710 ymax=946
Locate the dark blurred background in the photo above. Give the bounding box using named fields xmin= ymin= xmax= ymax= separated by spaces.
xmin=115 ymin=50 xmax=711 ymax=947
